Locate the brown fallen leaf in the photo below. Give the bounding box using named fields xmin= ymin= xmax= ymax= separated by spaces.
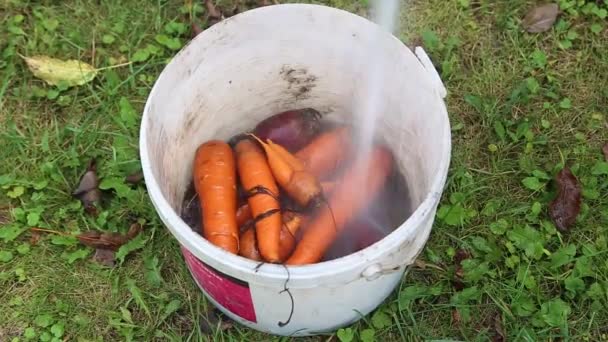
xmin=77 ymin=223 xmax=142 ymax=267
xmin=453 ymin=249 xmax=471 ymax=291
xmin=603 ymin=142 xmax=608 ymax=161
xmin=522 ymin=3 xmax=559 ymax=33
xmin=29 ymin=225 xmax=142 ymax=267
xmin=29 ymin=231 xmax=41 ymax=246
xmin=77 ymin=223 xmax=142 ymax=250
xmin=230 ymin=1 xmax=246 ymax=16
xmin=205 ymin=0 xmax=223 ymax=24
xmin=73 ymin=160 xmax=98 ymax=192
xmin=125 ymin=171 xmax=144 ymax=185
xmin=259 ymin=0 xmax=276 ymax=6
xmin=452 ymin=309 xmax=461 ymax=326
xmin=491 ymin=312 xmax=506 ymax=342
xmin=191 ymin=22 xmax=204 ymax=38
xmin=548 ymin=167 xmax=581 ymax=233
xmin=93 ymin=248 xmax=117 ymax=267
xmin=72 ymin=159 xmax=101 ymax=215
xmin=0 ymin=206 xmax=9 ymax=226
xmin=199 ymin=308 xmax=233 ymax=335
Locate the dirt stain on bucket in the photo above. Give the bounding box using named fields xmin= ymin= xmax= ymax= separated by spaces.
xmin=280 ymin=65 xmax=317 ymax=100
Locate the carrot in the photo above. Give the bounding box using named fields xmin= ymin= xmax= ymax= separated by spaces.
xmin=239 ymin=227 xmax=262 ymax=261
xmin=239 ymin=211 xmax=304 ymax=262
xmin=320 ymin=181 xmax=335 ymax=194
xmin=250 ymin=134 xmax=323 ymax=208
xmin=278 ymin=211 xmax=304 ymax=261
xmin=236 ymin=203 xmax=252 ymax=228
xmin=266 ymin=139 xmax=306 ymax=171
xmin=264 ymin=138 xmax=337 ymax=195
xmin=233 ymin=181 xmax=336 ymax=228
xmin=264 ymin=139 xmax=337 ymax=194
xmin=286 ymin=145 xmax=394 ymax=265
xmin=192 ymin=140 xmax=239 ymax=254
xmin=295 ymin=126 xmax=353 ymax=179
xmin=234 ymin=138 xmax=282 ymax=263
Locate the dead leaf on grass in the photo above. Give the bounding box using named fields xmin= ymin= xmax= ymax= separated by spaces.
xmin=199 ymin=308 xmax=234 ymax=335
xmin=522 ymin=3 xmax=559 ymax=33
xmin=72 ymin=159 xmax=101 ymax=215
xmin=20 ymin=54 xmax=98 ymax=87
xmin=93 ymin=248 xmax=117 ymax=267
xmin=453 ymin=249 xmax=471 ymax=291
xmin=452 ymin=309 xmax=461 ymax=326
xmin=77 ymin=223 xmax=142 ymax=267
xmin=548 ymin=167 xmax=581 ymax=233
xmin=29 ymin=231 xmax=41 ymax=246
xmin=491 ymin=313 xmax=506 ymax=342
xmin=77 ymin=223 xmax=142 ymax=250
xmin=73 ymin=160 xmax=99 ymax=194
xmin=602 ymin=142 xmax=608 ymax=161
xmin=263 ymin=0 xmax=281 ymax=4
xmin=0 ymin=206 xmax=10 ymax=225
xmin=125 ymin=171 xmax=144 ymax=185
xmin=205 ymin=0 xmax=223 ymax=24
xmin=191 ymin=22 xmax=203 ymax=38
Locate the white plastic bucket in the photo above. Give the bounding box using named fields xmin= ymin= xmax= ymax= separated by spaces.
xmin=140 ymin=3 xmax=451 ymax=336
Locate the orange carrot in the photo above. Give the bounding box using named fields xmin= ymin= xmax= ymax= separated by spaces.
xmin=286 ymin=145 xmax=394 ymax=265
xmin=234 ymin=138 xmax=282 ymax=263
xmin=320 ymin=181 xmax=335 ymax=194
xmin=234 ymin=181 xmax=336 ymax=227
xmin=295 ymin=126 xmax=353 ymax=179
xmin=192 ymin=140 xmax=239 ymax=254
xmin=239 ymin=212 xmax=304 ymax=262
xmin=250 ymin=134 xmax=323 ymax=208
xmin=265 ymin=138 xmax=337 ymax=194
xmin=278 ymin=211 xmax=304 ymax=261
xmin=236 ymin=203 xmax=252 ymax=228
xmin=239 ymin=227 xmax=262 ymax=261
xmin=266 ymin=140 xmax=336 ymax=194
xmin=267 ymin=139 xmax=306 ymax=171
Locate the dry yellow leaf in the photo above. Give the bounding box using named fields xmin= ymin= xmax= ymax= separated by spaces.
xmin=20 ymin=55 xmax=98 ymax=87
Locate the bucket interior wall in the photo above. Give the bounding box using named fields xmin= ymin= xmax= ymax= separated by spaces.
xmin=144 ymin=5 xmax=446 ymax=236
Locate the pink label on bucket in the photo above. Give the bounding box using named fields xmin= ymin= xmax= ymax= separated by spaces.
xmin=182 ymin=248 xmax=257 ymax=323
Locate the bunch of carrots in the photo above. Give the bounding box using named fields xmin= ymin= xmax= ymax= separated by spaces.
xmin=191 ymin=108 xmax=394 ymax=265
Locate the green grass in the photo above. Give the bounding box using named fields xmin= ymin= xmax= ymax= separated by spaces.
xmin=1 ymin=0 xmax=608 ymax=341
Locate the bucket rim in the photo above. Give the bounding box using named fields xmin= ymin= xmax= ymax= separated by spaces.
xmin=139 ymin=3 xmax=452 ymax=284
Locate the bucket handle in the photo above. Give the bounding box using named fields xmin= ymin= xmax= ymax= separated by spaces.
xmin=360 ymin=216 xmax=436 ymax=281
xmin=360 ymin=254 xmax=420 ymax=281
xmin=414 ymin=47 xmax=447 ymax=100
